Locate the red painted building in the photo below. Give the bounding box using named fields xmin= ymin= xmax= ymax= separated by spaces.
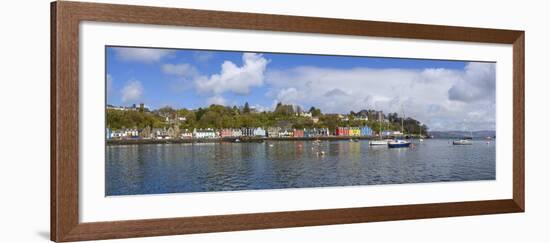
xmin=220 ymin=129 xmax=233 ymax=138
xmin=293 ymin=129 xmax=304 ymax=138
xmin=336 ymin=127 xmax=350 ymax=136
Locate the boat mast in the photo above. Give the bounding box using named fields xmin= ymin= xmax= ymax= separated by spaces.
xmin=401 ymin=105 xmax=405 ymax=137
xmin=379 ymin=112 xmax=382 ymax=139
xmin=401 ymin=116 xmax=404 ymax=135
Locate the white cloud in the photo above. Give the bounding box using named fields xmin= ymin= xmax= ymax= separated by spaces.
xmin=195 ymin=53 xmax=269 ymax=95
xmin=250 ymin=104 xmax=270 ymax=112
xmin=162 ymin=63 xmax=199 ymax=78
xmin=161 ymin=63 xmax=200 ymax=92
xmin=121 ymin=80 xmax=143 ymax=103
xmin=106 ymin=74 xmax=113 ymax=94
xmin=276 ymin=87 xmax=300 ymax=103
xmin=448 ymin=62 xmax=496 ymax=102
xmin=114 ymin=47 xmax=174 ymax=63
xmin=206 ymin=95 xmax=227 ymax=106
xmin=266 ymin=62 xmax=495 ymax=131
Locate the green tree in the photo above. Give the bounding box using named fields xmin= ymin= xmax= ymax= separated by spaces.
xmin=198 ymin=110 xmax=222 ymax=128
xmin=195 ymin=108 xmax=206 ymax=121
xmin=157 ymin=106 xmax=175 ymax=115
xmin=243 ymin=102 xmax=250 ymax=113
xmin=106 ymin=109 xmax=163 ymax=130
xmin=274 ymin=103 xmax=295 ymax=116
xmin=309 ymin=106 xmax=321 ymax=117
xmin=319 ymin=114 xmax=339 ymax=133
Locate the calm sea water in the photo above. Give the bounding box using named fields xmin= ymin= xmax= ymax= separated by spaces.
xmin=106 ymin=139 xmax=495 ymax=196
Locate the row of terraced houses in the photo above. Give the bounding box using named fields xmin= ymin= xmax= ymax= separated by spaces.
xmin=107 ymin=126 xmax=374 ymax=140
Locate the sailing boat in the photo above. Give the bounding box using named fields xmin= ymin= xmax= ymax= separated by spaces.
xmin=418 ymin=122 xmax=424 ymax=142
xmin=453 ymin=123 xmax=473 ymax=145
xmin=369 ymin=139 xmax=389 ymax=146
xmin=369 ymin=111 xmax=390 ymax=146
xmin=388 ymin=108 xmax=411 ymax=148
xmin=452 ymin=139 xmax=472 ymax=145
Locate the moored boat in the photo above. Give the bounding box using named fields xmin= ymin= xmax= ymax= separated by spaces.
xmin=369 ymin=139 xmax=390 ymax=146
xmin=453 ymin=124 xmax=473 ymax=145
xmin=387 ymin=106 xmax=411 ymax=148
xmin=388 ymin=139 xmax=411 ymax=148
xmin=452 ymin=139 xmax=472 ymax=145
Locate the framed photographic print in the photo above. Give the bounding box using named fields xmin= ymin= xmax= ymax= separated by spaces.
xmin=51 ymin=1 xmax=524 ymax=242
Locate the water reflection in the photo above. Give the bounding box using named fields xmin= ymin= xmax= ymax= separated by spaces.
xmin=106 ymin=139 xmax=496 ymax=196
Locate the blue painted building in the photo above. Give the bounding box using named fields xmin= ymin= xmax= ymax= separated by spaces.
xmin=360 ymin=126 xmax=373 ymax=136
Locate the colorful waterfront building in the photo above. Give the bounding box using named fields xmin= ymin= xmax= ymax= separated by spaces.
xmin=360 ymin=126 xmax=373 ymax=136
xmin=180 ymin=129 xmax=193 ymax=138
xmin=293 ymin=129 xmax=304 ymax=138
xmin=130 ymin=128 xmax=140 ymax=138
xmin=336 ymin=127 xmax=342 ymax=136
xmin=220 ymin=129 xmax=233 ymax=138
xmin=110 ymin=128 xmax=140 ymax=139
xmin=253 ymin=127 xmax=266 ymax=137
xmin=279 ymin=129 xmax=294 ymax=137
xmin=307 ymin=127 xmax=330 ymax=137
xmin=267 ymin=127 xmax=280 ymax=137
xmin=349 ymin=127 xmax=361 ymax=136
xmin=194 ymin=128 xmax=217 ymax=139
xmin=231 ymin=129 xmax=243 ymax=137
xmin=336 ymin=127 xmax=350 ymax=136
xmin=319 ymin=128 xmax=330 ymax=137
xmin=304 ymin=128 xmax=315 ymax=137
xmin=241 ymin=127 xmax=255 ymax=137
xmin=109 ymin=130 xmax=122 ymax=139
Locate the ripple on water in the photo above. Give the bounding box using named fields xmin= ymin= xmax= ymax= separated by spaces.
xmin=106 ymin=139 xmax=496 ymax=196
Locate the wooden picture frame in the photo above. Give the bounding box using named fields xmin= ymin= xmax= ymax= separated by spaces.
xmin=51 ymin=1 xmax=524 ymax=242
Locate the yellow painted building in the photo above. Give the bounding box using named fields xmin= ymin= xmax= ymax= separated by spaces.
xmin=350 ymin=127 xmax=361 ymax=136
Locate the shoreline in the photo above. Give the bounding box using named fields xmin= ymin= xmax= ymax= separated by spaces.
xmin=106 ymin=136 xmax=393 ymax=145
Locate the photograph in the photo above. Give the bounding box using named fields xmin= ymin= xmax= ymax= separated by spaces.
xmin=105 ymin=46 xmax=496 ymax=196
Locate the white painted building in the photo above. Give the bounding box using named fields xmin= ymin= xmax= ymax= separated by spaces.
xmin=231 ymin=129 xmax=243 ymax=137
xmin=194 ymin=128 xmax=217 ymax=139
xmin=253 ymin=127 xmax=266 ymax=137
xmin=109 ymin=128 xmax=139 ymax=139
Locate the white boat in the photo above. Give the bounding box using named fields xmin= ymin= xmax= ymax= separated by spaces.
xmin=453 ymin=124 xmax=473 ymax=145
xmin=369 ymin=139 xmax=390 ymax=146
xmin=452 ymin=139 xmax=472 ymax=145
xmin=387 ymin=107 xmax=411 ymax=148
xmin=370 ymin=108 xmax=390 ymax=146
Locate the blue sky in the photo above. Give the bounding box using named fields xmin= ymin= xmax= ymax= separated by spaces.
xmin=106 ymin=46 xmax=495 ymax=131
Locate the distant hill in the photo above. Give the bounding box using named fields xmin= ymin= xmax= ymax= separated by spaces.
xmin=428 ymin=130 xmax=496 ymax=139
